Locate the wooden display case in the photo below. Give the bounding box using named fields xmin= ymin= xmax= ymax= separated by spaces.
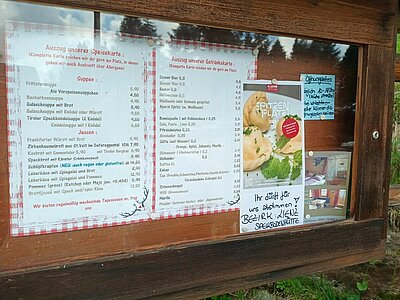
xmin=0 ymin=0 xmax=397 ymax=299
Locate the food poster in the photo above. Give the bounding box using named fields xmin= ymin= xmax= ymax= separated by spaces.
xmin=304 ymin=151 xmax=351 ymax=224
xmin=240 ymin=81 xmax=305 ymax=233
xmin=6 ymin=22 xmax=151 ymax=236
xmin=154 ymin=40 xmax=256 ymax=218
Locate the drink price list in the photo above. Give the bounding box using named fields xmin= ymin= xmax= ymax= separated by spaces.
xmin=155 ymin=42 xmax=255 ymax=217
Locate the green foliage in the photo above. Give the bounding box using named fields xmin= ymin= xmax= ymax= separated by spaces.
xmin=356 ymin=280 xmax=368 ymax=292
xmin=290 ymin=165 xmax=301 ymax=181
xmin=208 ymin=295 xmax=231 ymax=300
xmin=397 ymin=34 xmax=400 ymax=55
xmin=394 ymin=82 xmax=400 ymax=125
xmin=269 ymin=39 xmax=286 ymax=60
xmin=119 ymin=17 xmax=158 ymax=37
xmin=261 ymin=150 xmax=302 ymax=181
xmin=345 ymin=295 xmax=360 ymax=300
xmin=391 ymin=83 xmax=400 ymax=184
xmin=275 ymin=135 xmax=291 ymax=149
xmin=277 ymin=157 xmax=291 ymax=179
xmin=391 ymin=137 xmax=400 ymax=185
xmin=205 ymin=288 xmax=264 ymax=300
xmin=170 ymin=24 xmax=241 ymax=45
xmin=291 ymin=150 xmax=303 ymax=181
xmin=291 ymin=39 xmax=310 ymax=61
xmin=291 ymin=39 xmax=341 ymax=62
xmin=293 ymin=150 xmax=302 ymax=165
xmin=261 ymin=157 xmax=281 ymax=179
xmin=284 ymin=114 xmax=302 ymax=121
xmin=274 ymin=275 xmax=360 ymax=300
xmin=243 ymin=127 xmax=253 ymax=136
xmin=378 ymin=291 xmax=400 ymax=299
xmin=368 ymin=259 xmax=382 ymax=267
xmin=232 ymin=290 xmax=247 ymax=300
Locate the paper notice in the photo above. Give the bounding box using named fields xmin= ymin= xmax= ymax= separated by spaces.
xmin=301 ymin=74 xmax=335 ymax=120
xmin=240 ymin=81 xmax=305 ymax=232
xmin=6 ymin=22 xmax=151 ymax=235
xmin=154 ymin=41 xmax=256 ymax=218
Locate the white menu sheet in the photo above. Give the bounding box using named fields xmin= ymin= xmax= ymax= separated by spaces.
xmin=6 ymin=22 xmax=151 ymax=235
xmin=154 ymin=41 xmax=256 ymax=218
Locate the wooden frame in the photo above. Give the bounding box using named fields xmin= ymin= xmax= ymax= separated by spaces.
xmin=0 ymin=0 xmax=397 ymax=298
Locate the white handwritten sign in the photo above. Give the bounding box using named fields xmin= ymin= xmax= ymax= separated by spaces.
xmin=301 ymin=74 xmax=335 ymax=120
xmin=240 ymin=186 xmax=304 ymax=232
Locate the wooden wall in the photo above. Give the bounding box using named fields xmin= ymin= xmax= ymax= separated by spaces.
xmin=0 ymin=0 xmax=397 ymax=299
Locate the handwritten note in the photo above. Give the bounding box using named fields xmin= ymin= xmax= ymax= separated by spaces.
xmin=240 ymin=186 xmax=304 ymax=232
xmin=301 ymin=74 xmax=335 ymax=120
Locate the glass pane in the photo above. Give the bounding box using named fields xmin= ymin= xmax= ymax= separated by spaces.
xmin=1 ymin=0 xmax=357 ymax=242
xmin=100 ymin=14 xmax=357 ymax=152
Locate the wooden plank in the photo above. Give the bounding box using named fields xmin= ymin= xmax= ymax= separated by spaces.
xmin=0 ymin=62 xmax=10 ymax=249
xmin=395 ymin=56 xmax=400 ymax=81
xmin=157 ymin=243 xmax=385 ymax=300
xmin=349 ymin=47 xmax=365 ymax=218
xmin=398 ymin=2 xmax=400 ymax=33
xmin=22 ymin=0 xmax=396 ymax=47
xmin=0 ymin=219 xmax=385 ymax=299
xmin=389 ymin=185 xmax=400 ymax=204
xmin=353 ymin=45 xmax=395 ymax=220
xmin=0 ymin=210 xmax=241 ymax=271
xmin=338 ymin=0 xmax=396 ymax=12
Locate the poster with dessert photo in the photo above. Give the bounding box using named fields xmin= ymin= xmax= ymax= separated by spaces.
xmin=240 ymin=81 xmax=305 ymax=233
